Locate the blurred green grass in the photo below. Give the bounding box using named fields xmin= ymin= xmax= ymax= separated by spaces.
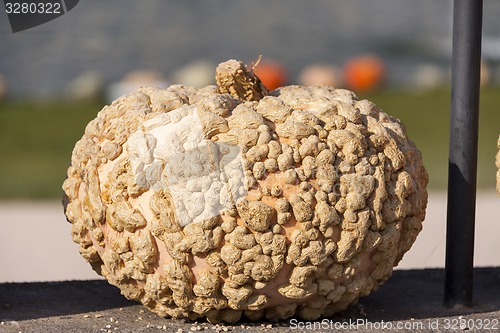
xmin=364 ymin=86 xmax=499 ymax=189
xmin=0 ymin=99 xmax=101 ymax=198
xmin=0 ymin=87 xmax=498 ymax=199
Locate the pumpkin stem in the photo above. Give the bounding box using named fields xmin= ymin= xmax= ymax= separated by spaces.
xmin=251 ymin=55 xmax=263 ymax=71
xmin=216 ymin=59 xmax=269 ymax=102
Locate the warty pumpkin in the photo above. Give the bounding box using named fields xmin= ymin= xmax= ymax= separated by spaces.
xmin=63 ymin=59 xmax=428 ymax=323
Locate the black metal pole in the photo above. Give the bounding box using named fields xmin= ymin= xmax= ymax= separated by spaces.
xmin=444 ymin=0 xmax=483 ymax=308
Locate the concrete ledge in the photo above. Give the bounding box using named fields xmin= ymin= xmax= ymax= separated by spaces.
xmin=1 ymin=268 xmax=499 ymax=332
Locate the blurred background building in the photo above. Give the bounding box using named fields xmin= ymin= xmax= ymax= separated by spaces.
xmin=1 ymin=0 xmax=500 ymax=99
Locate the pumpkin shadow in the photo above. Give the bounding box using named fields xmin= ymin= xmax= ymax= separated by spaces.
xmin=1 ymin=268 xmax=499 ymax=324
xmin=329 ymin=267 xmax=500 ymax=323
xmin=0 ymin=280 xmax=134 ymax=321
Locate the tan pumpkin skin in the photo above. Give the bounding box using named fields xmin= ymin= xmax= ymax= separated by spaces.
xmin=63 ymin=60 xmax=428 ymax=323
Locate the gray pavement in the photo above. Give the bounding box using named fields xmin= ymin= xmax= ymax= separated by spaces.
xmin=0 ymin=268 xmax=499 ymax=333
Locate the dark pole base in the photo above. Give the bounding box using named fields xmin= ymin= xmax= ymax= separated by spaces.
xmin=444 ymin=0 xmax=483 ymax=308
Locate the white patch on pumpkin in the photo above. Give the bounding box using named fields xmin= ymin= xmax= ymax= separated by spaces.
xmin=127 ymin=105 xmax=247 ymax=226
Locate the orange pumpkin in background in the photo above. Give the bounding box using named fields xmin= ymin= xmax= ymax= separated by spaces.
xmin=343 ymin=55 xmax=385 ymax=92
xmin=252 ymin=58 xmax=288 ymax=91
